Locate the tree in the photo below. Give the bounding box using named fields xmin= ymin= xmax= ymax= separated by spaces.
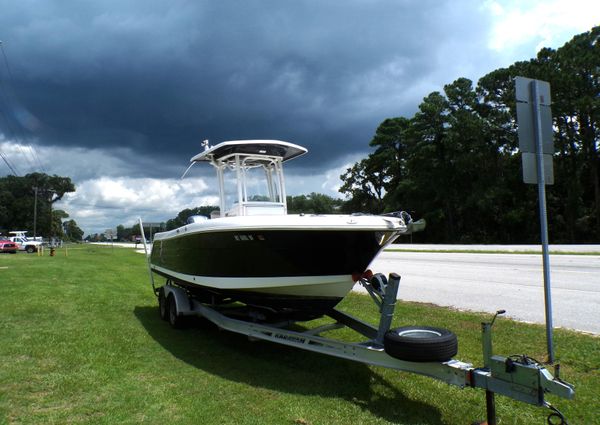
xmin=553 ymin=28 xmax=600 ymax=240
xmin=63 ymin=219 xmax=84 ymax=241
xmin=52 ymin=209 xmax=69 ymax=238
xmin=339 ymin=158 xmax=387 ymax=213
xmin=287 ymin=193 xmax=342 ymax=214
xmin=0 ymin=173 xmax=75 ymax=237
xmin=400 ymin=91 xmax=454 ymax=241
xmin=369 ymin=117 xmax=411 ymax=187
xmin=116 ymin=224 xmax=127 ymax=241
xmin=165 ymin=206 xmax=219 ymax=230
xmin=339 ymin=26 xmax=600 ymax=243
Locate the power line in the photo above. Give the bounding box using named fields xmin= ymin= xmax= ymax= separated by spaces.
xmin=0 ymin=40 xmax=45 ymax=174
xmin=0 ymin=65 xmax=27 ymax=174
xmin=1 ymin=41 xmax=45 ymax=172
xmin=0 ymin=42 xmax=14 ymax=81
xmin=0 ymin=104 xmax=35 ymax=170
xmin=0 ymin=40 xmax=31 ymax=172
xmin=28 ymin=144 xmax=46 ymax=173
xmin=0 ymin=149 xmax=18 ymax=175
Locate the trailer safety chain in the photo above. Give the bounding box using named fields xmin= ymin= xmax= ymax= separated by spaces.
xmin=507 ymin=354 xmax=542 ymax=365
xmin=545 ymin=402 xmax=568 ymax=425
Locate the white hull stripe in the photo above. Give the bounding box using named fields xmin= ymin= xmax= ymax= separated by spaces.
xmin=151 ymin=264 xmax=353 ymax=296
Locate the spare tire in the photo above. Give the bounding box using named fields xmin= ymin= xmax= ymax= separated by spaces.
xmin=384 ymin=326 xmax=458 ymax=362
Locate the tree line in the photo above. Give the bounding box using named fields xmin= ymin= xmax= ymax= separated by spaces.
xmin=0 ymin=172 xmax=84 ymax=241
xmin=340 ymin=26 xmax=600 ymax=244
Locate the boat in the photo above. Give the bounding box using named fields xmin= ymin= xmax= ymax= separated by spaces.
xmin=149 ymin=139 xmax=415 ymax=320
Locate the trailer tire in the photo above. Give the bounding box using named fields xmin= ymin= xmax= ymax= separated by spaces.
xmin=158 ymin=288 xmax=168 ymax=321
xmin=383 ymin=326 xmax=457 ymax=362
xmin=167 ymin=294 xmax=185 ymax=329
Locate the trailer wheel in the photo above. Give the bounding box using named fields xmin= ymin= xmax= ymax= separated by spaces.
xmin=158 ymin=288 xmax=168 ymax=321
xmin=167 ymin=294 xmax=185 ymax=329
xmin=383 ymin=326 xmax=457 ymax=362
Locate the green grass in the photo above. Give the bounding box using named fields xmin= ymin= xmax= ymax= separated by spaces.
xmin=0 ymin=245 xmax=598 ymax=424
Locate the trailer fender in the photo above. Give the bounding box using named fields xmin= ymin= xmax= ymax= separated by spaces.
xmin=162 ymin=285 xmax=194 ymax=315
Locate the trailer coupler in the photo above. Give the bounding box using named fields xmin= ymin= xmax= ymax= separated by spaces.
xmin=467 ymin=355 xmax=574 ymax=404
xmin=468 ymin=310 xmax=574 ymax=424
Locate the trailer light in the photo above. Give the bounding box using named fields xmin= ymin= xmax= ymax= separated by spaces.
xmin=465 ymin=370 xmax=474 ymax=387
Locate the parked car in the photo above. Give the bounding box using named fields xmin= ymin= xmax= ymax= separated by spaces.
xmin=8 ymin=231 xmax=43 ymax=253
xmin=0 ymin=239 xmax=18 ymax=254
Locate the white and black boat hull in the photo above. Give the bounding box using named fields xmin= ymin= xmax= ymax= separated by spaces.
xmin=150 ymin=218 xmax=403 ymax=318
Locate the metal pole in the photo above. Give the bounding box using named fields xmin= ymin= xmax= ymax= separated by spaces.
xmin=33 ymin=186 xmax=38 ymax=237
xmin=49 ymin=197 xmax=52 ymax=245
xmin=139 ymin=218 xmax=156 ymax=293
xmin=531 ymin=80 xmax=554 ymax=363
xmin=485 ymin=390 xmax=497 ymax=425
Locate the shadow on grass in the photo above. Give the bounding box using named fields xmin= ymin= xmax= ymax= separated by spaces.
xmin=134 ymin=305 xmax=445 ymax=424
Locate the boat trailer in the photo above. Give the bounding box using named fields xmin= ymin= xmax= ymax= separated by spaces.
xmin=151 ymin=271 xmax=574 ymax=425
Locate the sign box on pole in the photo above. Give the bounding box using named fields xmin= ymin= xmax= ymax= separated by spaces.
xmin=515 ymin=77 xmax=554 ymax=185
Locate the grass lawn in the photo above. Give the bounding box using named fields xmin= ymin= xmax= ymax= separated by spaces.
xmin=0 ymin=245 xmax=598 ymax=424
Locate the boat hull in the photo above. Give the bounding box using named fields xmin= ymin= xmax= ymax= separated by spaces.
xmin=150 ymin=224 xmax=399 ymax=318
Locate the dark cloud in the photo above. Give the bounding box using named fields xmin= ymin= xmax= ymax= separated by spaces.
xmin=2 ymin=1 xmax=592 ymax=234
xmin=0 ymin=0 xmax=495 ymax=178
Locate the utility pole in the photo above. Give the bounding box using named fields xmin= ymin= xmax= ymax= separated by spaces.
xmin=47 ymin=189 xmax=57 ymax=247
xmin=33 ymin=186 xmax=38 ymax=237
xmin=49 ymin=196 xmax=52 ymax=246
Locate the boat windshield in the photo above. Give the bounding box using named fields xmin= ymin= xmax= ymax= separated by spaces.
xmin=218 ymin=155 xmax=286 ymax=216
xmin=244 ymin=165 xmax=280 ymax=202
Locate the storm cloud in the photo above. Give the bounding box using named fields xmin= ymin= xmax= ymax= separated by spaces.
xmin=0 ymin=0 xmax=597 ymax=233
xmin=2 ymin=1 xmax=496 ymax=170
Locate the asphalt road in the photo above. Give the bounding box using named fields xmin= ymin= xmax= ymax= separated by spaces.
xmin=354 ymin=251 xmax=600 ymax=335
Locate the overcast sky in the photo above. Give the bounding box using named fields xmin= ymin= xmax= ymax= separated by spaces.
xmin=0 ymin=0 xmax=598 ymax=235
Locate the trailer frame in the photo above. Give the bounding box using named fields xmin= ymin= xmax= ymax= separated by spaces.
xmin=156 ymin=273 xmax=573 ymax=424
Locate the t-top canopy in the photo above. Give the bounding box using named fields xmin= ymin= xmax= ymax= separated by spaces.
xmin=190 ymin=140 xmax=307 ymax=164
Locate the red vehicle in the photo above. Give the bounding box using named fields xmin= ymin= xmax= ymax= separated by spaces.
xmin=0 ymin=239 xmax=18 ymax=254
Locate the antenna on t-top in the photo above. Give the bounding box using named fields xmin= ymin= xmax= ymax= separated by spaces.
xmin=181 ymin=139 xmax=210 ymax=179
